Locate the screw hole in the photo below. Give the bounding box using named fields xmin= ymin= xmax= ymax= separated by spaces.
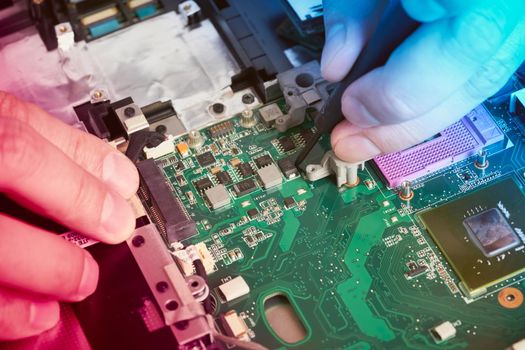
xmin=165 ymin=300 xmax=179 ymax=311
xmin=132 ymin=235 xmax=145 ymax=247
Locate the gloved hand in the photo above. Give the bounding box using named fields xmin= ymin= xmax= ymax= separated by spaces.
xmin=0 ymin=92 xmax=138 ymax=340
xmin=322 ymin=0 xmax=525 ymax=162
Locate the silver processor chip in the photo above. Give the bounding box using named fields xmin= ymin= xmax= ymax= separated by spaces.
xmin=463 ymin=208 xmax=520 ymax=257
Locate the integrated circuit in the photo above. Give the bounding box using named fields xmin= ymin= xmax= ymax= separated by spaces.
xmin=194 ymin=177 xmax=214 ymax=193
xmin=234 ymin=178 xmax=257 ymax=197
xmin=209 ymin=120 xmax=234 ymax=138
xmin=278 ymin=156 xmax=298 ymax=178
xmin=236 ymin=162 xmax=253 ymax=177
xmin=215 ymin=171 xmax=232 ymax=185
xmin=277 ymin=136 xmax=296 ymax=153
xmin=374 ymin=105 xmax=505 ymax=188
xmin=204 ymin=185 xmax=230 ymax=210
xmin=254 ymin=154 xmax=273 ymax=168
xmin=196 ymin=151 xmax=216 ymax=167
xmin=418 ymin=178 xmax=525 ymax=297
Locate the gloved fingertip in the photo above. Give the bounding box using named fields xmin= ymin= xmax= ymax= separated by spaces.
xmin=401 ymin=0 xmax=446 ymax=22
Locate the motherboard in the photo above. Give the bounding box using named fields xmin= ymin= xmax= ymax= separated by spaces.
xmin=74 ymin=63 xmax=525 ymax=350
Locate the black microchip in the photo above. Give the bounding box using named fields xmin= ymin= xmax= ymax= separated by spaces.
xmin=194 ymin=177 xmax=213 ymax=192
xmin=247 ymin=208 xmax=259 ymax=219
xmin=255 ymin=155 xmax=273 ymax=168
xmin=278 ymin=157 xmax=298 ymax=178
xmin=176 ymin=175 xmax=186 ymax=186
xmin=176 ymin=161 xmax=185 ymax=171
xmin=196 ymin=151 xmax=216 ymax=167
xmin=234 ymin=179 xmax=257 ymax=196
xmin=237 ymin=163 xmax=253 ymax=177
xmin=283 ymin=197 xmax=296 ymax=209
xmin=299 ymin=128 xmax=313 ymax=142
xmin=216 ymin=171 xmax=232 ymax=185
xmin=278 ymin=137 xmax=295 ymax=152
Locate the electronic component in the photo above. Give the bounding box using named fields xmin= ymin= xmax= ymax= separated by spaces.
xmin=176 ymin=175 xmax=186 ymax=186
xmin=374 ymin=105 xmax=505 ymax=188
xmin=220 ymin=310 xmax=249 ymax=340
xmin=418 ymin=178 xmax=525 ymax=297
xmin=194 ymin=177 xmax=214 ymax=193
xmin=247 ymin=208 xmax=259 ymax=219
xmin=210 ymin=166 xmax=222 ymax=175
xmin=283 ymin=197 xmax=296 ymax=209
xmin=187 ymin=129 xmax=205 ymax=149
xmin=191 ymin=243 xmax=216 ymax=274
xmin=510 ymin=88 xmax=525 ymax=117
xmin=508 ymin=339 xmax=525 ymax=350
xmin=404 ymin=262 xmax=428 ymax=279
xmin=255 ymin=154 xmax=273 ymax=168
xmin=259 ymin=103 xmax=284 ymax=127
xmin=237 ymin=163 xmax=254 ymax=177
xmin=278 ymin=156 xmax=299 ymax=178
xmin=204 ymin=185 xmax=231 ymax=210
xmin=174 ymin=242 xmax=216 ymax=276
xmin=144 ymin=136 xmax=175 ymax=159
xmin=217 ymin=276 xmax=250 ymax=302
xmin=429 ymin=321 xmax=456 ymax=343
xmin=234 ymin=179 xmax=257 ymax=197
xmin=278 ymin=136 xmax=296 ymax=152
xmin=463 ymin=208 xmax=519 ymax=257
xmin=136 ymin=160 xmax=196 ymax=242
xmin=257 ymin=164 xmax=283 ymax=189
xmin=230 ymin=158 xmax=241 ymax=167
xmin=299 ymin=128 xmax=314 ymax=143
xmin=177 ymin=142 xmax=190 ymax=158
xmin=209 ymin=120 xmax=234 ymax=138
xmin=306 ymin=151 xmax=363 ymax=187
xmin=399 ymin=181 xmax=413 ymax=201
xmin=240 ymin=109 xmax=257 ymax=128
xmin=196 ymin=151 xmax=216 ymax=167
xmin=216 ymin=171 xmax=232 ymax=185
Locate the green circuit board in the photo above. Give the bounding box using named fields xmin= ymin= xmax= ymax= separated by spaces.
xmin=152 ymin=77 xmax=525 ymax=350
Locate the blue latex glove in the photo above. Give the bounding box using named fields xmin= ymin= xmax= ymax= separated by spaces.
xmin=322 ymin=0 xmax=525 ymax=162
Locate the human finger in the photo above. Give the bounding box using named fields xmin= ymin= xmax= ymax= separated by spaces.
xmin=0 ymin=213 xmax=98 ymax=302
xmin=0 ymin=92 xmax=138 ymax=199
xmin=0 ymin=117 xmax=135 ymax=243
xmin=341 ymin=0 xmax=525 ymax=128
xmin=401 ymin=0 xmax=486 ymax=22
xmin=332 ymin=14 xmax=525 ymax=162
xmin=0 ymin=287 xmax=60 ymax=341
xmin=321 ymin=0 xmax=388 ymax=82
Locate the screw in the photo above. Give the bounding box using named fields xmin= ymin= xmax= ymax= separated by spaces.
xmin=132 ymin=235 xmax=145 ymax=247
xmin=212 ymin=103 xmax=225 ymax=114
xmin=155 ymin=125 xmax=167 ymax=134
xmin=58 ymin=25 xmax=67 ymax=33
xmin=124 ymin=107 xmax=136 ymax=118
xmin=156 ymin=281 xmax=169 ymax=293
xmin=242 ymin=93 xmax=255 ymax=104
xmin=92 ymin=90 xmax=103 ymax=99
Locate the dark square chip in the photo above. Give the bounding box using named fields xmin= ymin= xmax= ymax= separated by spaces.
xmin=255 ymin=155 xmax=273 ymax=168
xmin=194 ymin=177 xmax=213 ymax=192
xmin=278 ymin=137 xmax=296 ymax=152
xmin=247 ymin=208 xmax=259 ymax=219
xmin=216 ymin=171 xmax=232 ymax=185
xmin=234 ymin=179 xmax=257 ymax=196
xmin=237 ymin=163 xmax=253 ymax=177
xmin=299 ymin=128 xmax=313 ymax=142
xmin=196 ymin=151 xmax=216 ymax=167
xmin=278 ymin=157 xmax=298 ymax=178
xmin=283 ymin=197 xmax=296 ymax=209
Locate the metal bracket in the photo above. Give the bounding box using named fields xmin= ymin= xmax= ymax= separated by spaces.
xmin=305 ymin=151 xmax=364 ymax=187
xmin=127 ymin=224 xmax=213 ymax=347
xmin=275 ymin=61 xmax=330 ymax=132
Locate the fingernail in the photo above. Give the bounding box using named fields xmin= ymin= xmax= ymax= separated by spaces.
xmin=30 ymin=301 xmax=59 ymax=331
xmin=102 ymin=152 xmax=139 ymax=198
xmin=73 ymin=253 xmax=99 ymax=301
xmin=101 ymin=191 xmax=136 ymax=243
